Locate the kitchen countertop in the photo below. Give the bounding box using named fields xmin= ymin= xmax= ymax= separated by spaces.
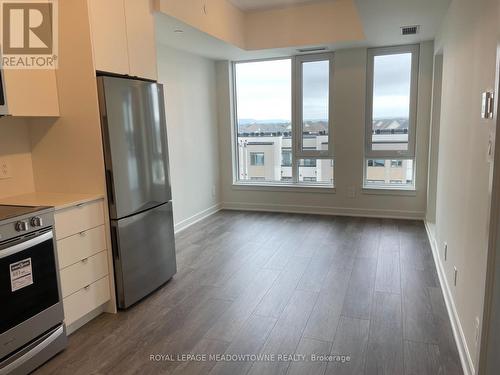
xmin=0 ymin=192 xmax=104 ymax=210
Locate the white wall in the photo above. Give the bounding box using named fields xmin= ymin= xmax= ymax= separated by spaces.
xmin=428 ymin=0 xmax=500 ymax=373
xmin=157 ymin=45 xmax=222 ymax=230
xmin=216 ymin=41 xmax=434 ymax=219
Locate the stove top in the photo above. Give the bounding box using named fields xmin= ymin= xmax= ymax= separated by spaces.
xmin=0 ymin=205 xmax=52 ymax=222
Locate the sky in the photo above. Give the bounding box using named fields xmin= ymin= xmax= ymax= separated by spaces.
xmin=235 ymin=59 xmax=292 ymax=121
xmin=235 ymin=53 xmax=411 ymax=122
xmin=373 ymin=53 xmax=412 ymax=119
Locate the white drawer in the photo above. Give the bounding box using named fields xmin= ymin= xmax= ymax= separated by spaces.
xmin=63 ymin=276 xmax=110 ymax=326
xmin=60 ymin=251 xmax=108 ymax=298
xmin=55 ymin=200 xmax=104 ymax=240
xmin=57 ymin=225 xmax=106 ymax=269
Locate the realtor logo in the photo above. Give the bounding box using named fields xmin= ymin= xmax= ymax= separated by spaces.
xmin=0 ymin=0 xmax=58 ymax=68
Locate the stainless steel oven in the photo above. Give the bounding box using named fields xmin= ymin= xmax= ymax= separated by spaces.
xmin=0 ymin=205 xmax=66 ymax=375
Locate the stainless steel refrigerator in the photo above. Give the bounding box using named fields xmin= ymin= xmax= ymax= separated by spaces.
xmin=97 ymin=76 xmax=177 ymax=309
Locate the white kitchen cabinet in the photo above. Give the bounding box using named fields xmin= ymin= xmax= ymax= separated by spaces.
xmin=54 ymin=199 xmax=104 ymax=240
xmin=53 ymin=198 xmax=112 ymax=327
xmin=63 ymin=276 xmax=111 ymax=326
xmin=87 ymin=0 xmax=129 ymax=76
xmin=124 ymin=0 xmax=158 ymax=80
xmin=3 ymin=69 xmax=59 ymax=116
xmin=57 ymin=225 xmax=106 ymax=269
xmin=88 ymin=0 xmax=157 ymax=80
xmin=60 ymin=250 xmax=108 ymax=298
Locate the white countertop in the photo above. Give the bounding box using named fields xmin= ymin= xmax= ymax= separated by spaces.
xmin=0 ymin=192 xmax=104 ymax=210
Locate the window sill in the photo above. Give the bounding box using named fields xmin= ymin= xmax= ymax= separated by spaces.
xmin=362 ymin=186 xmax=417 ymax=196
xmin=232 ymin=182 xmax=336 ymax=194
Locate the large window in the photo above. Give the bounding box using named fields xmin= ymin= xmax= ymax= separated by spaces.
xmin=234 ymin=54 xmax=334 ymax=186
xmin=364 ymin=45 xmax=419 ymax=188
xmin=295 ymin=55 xmax=333 ymax=157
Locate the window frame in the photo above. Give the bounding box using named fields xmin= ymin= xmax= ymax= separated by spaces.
xmin=232 ymin=53 xmax=335 ymax=188
xmin=293 ymin=52 xmax=335 ymax=159
xmin=365 ymin=44 xmax=420 ymax=159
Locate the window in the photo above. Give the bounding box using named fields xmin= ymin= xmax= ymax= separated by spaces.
xmin=299 ymin=158 xmax=317 ymax=167
xmin=295 ymin=54 xmax=333 ymax=157
xmin=235 ymin=59 xmax=291 ymax=183
xmin=365 ymin=159 xmax=415 ymax=187
xmin=250 ymin=152 xmax=265 ymax=166
xmin=364 ymin=45 xmax=419 ymax=189
xmin=234 ymin=54 xmax=334 ymax=187
xmin=281 ymin=150 xmax=292 ymax=167
xmin=298 ymin=158 xmax=334 ymax=184
xmin=368 ymin=159 xmax=385 ymax=167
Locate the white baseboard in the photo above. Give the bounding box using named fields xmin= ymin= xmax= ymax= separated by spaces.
xmin=174 ymin=203 xmax=222 ymax=234
xmin=222 ymin=201 xmax=424 ymax=220
xmin=424 ymin=221 xmax=474 ymax=375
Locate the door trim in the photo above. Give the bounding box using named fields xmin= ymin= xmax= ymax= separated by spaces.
xmin=478 ymin=42 xmax=500 ymax=375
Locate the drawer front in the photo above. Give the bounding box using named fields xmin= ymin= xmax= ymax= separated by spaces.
xmin=55 ymin=200 xmax=104 ymax=240
xmin=60 ymin=251 xmax=108 ymax=298
xmin=63 ymin=276 xmax=110 ymax=326
xmin=57 ymin=225 xmax=106 ymax=269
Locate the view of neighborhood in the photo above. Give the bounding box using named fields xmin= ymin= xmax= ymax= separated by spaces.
xmin=237 ymin=118 xmax=414 ymax=185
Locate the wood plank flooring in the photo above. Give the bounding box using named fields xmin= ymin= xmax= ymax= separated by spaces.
xmin=34 ymin=210 xmax=463 ymax=375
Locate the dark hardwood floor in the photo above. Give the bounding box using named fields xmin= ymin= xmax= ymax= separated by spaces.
xmin=34 ymin=210 xmax=463 ymax=375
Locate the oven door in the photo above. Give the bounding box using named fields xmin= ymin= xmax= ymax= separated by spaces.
xmin=0 ymin=229 xmax=64 ymax=360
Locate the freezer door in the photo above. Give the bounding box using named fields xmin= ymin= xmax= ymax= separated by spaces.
xmin=98 ymin=76 xmax=172 ymax=219
xmin=111 ymin=202 xmax=177 ymax=309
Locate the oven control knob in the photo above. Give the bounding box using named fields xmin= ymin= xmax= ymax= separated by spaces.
xmin=15 ymin=221 xmax=29 ymax=232
xmin=30 ymin=216 xmax=43 ymax=227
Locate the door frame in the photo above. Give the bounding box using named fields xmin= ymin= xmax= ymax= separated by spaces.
xmin=478 ymin=42 xmax=500 ymax=375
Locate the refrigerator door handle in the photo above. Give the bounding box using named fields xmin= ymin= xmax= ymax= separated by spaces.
xmin=110 ymin=225 xmax=120 ymax=261
xmin=105 ymin=169 xmax=115 ymax=206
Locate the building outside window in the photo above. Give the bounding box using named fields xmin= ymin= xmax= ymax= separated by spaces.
xmin=233 ymin=55 xmax=334 ymax=186
xmin=281 ymin=150 xmax=292 ymax=166
xmin=364 ymin=45 xmax=419 ymax=189
xmin=368 ymin=159 xmax=385 ymax=167
xmin=250 ymin=152 xmax=265 ymax=166
xmin=299 ymin=159 xmax=317 ymax=167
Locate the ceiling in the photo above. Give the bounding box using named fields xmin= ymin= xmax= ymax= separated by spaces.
xmin=229 ymin=0 xmax=327 ymax=11
xmin=156 ymin=0 xmax=451 ymax=60
xmin=354 ymin=0 xmax=451 ymax=47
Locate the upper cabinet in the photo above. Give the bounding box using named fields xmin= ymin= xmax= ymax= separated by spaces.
xmin=124 ymin=0 xmax=158 ymax=80
xmin=2 ymin=69 xmax=60 ymax=117
xmin=88 ymin=0 xmax=158 ymax=81
xmin=87 ymin=0 xmax=129 ymax=76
